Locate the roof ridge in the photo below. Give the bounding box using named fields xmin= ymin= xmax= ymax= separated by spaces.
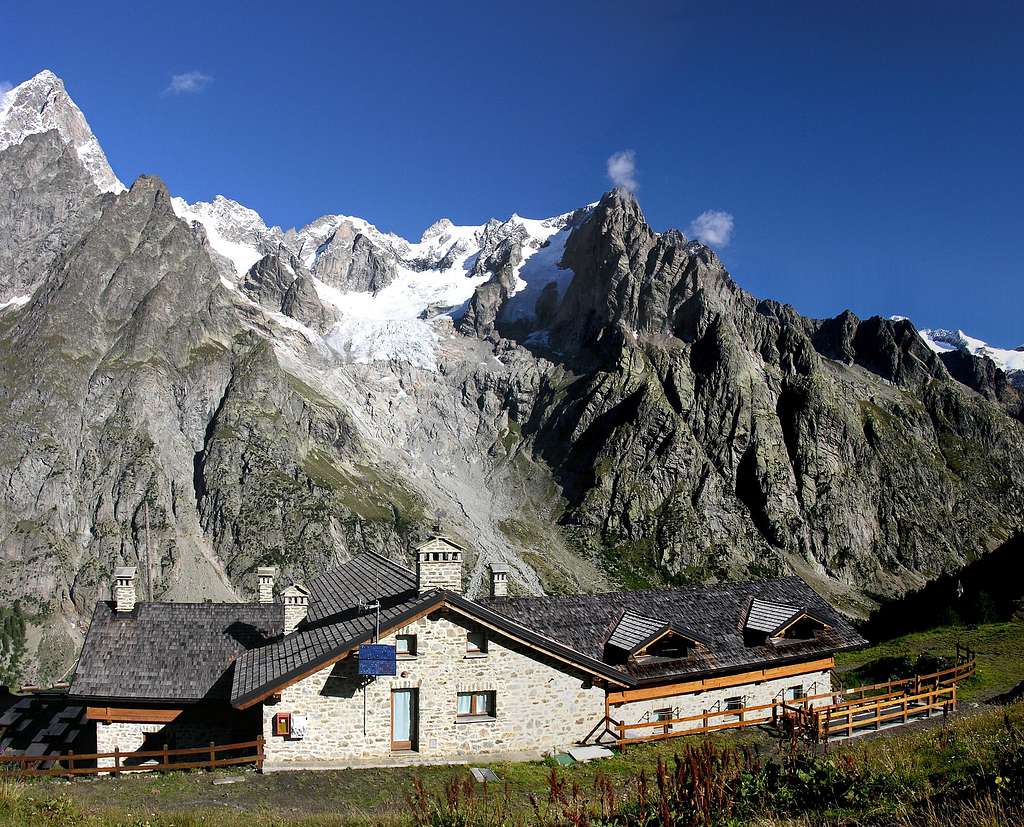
xmin=482 ymin=574 xmax=811 ymax=606
xmin=362 ymin=548 xmax=416 ymax=576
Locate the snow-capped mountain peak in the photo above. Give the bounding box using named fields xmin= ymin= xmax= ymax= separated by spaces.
xmin=917 ymin=326 xmax=1024 ymax=385
xmin=0 ymin=69 xmax=124 ymax=194
xmin=171 ymin=195 xmax=282 ymax=277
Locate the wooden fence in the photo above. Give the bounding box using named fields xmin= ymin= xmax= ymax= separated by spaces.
xmin=612 ymin=647 xmax=976 ymax=747
xmin=0 ymin=736 xmax=264 ymax=778
xmin=817 ymin=684 xmax=956 ymax=741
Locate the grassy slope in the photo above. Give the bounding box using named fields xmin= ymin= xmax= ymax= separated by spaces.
xmin=836 ymin=620 xmax=1024 ymax=702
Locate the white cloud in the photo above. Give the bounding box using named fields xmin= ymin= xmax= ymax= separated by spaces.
xmin=165 ymin=71 xmax=213 ymax=95
xmin=688 ymin=209 xmax=734 ymax=247
xmin=606 ymin=150 xmax=638 ymax=192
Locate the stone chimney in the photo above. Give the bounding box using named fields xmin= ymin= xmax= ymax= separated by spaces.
xmin=489 ymin=563 xmax=510 ymax=598
xmin=113 ymin=566 xmax=137 ymax=613
xmin=257 ymin=566 xmax=277 ymax=604
xmin=282 ymin=583 xmax=310 ymax=635
xmin=416 ymin=537 xmax=464 ymax=594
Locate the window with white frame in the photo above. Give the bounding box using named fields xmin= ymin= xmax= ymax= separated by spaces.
xmin=457 ymin=691 xmax=495 ymax=719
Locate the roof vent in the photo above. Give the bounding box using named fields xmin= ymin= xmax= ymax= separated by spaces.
xmin=489 ymin=563 xmax=510 ymax=598
xmin=256 ymin=566 xmax=277 ymax=604
xmin=282 ymin=583 xmax=310 ymax=635
xmin=416 ymin=536 xmax=464 ymax=594
xmin=113 ymin=566 xmax=137 ymax=613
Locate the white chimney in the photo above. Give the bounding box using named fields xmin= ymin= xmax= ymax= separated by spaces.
xmin=257 ymin=566 xmax=277 ymax=604
xmin=282 ymin=583 xmax=310 ymax=635
xmin=113 ymin=566 xmax=137 ymax=613
xmin=416 ymin=537 xmax=464 ymax=594
xmin=489 ymin=563 xmax=510 ymax=598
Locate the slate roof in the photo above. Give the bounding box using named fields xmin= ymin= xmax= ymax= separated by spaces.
xmin=0 ymin=690 xmax=89 ymax=759
xmin=606 ymin=611 xmax=666 ymax=652
xmin=745 ymin=597 xmax=802 ymax=634
xmin=480 ymin=576 xmax=865 ymax=683
xmin=605 ymin=610 xmax=709 ymax=654
xmin=231 ymin=552 xmax=431 ymax=707
xmin=70 ymin=602 xmax=281 ymax=703
xmin=71 ymin=550 xmax=866 ymax=708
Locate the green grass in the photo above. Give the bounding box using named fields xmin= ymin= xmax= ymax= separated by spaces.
xmin=4 ymin=704 xmax=1024 ymax=826
xmin=836 ymin=619 xmax=1024 ymax=702
xmin=0 ymin=730 xmax=765 ymax=826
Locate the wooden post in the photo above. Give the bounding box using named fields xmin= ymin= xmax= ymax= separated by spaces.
xmin=256 ymin=735 xmax=264 ymax=772
xmin=113 ymin=747 xmax=121 ymax=777
xmin=902 ymin=697 xmax=908 ymax=724
xmin=952 ymin=683 xmax=958 ymax=712
xmin=209 ymin=741 xmax=216 ymax=770
xmin=702 ymin=709 xmax=709 ymax=732
xmin=162 ymin=744 xmax=169 ymax=772
xmin=67 ymin=750 xmax=74 ymax=778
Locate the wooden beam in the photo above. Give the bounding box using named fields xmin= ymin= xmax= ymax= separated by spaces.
xmin=85 ymin=706 xmax=184 ymax=724
xmin=633 ymin=627 xmax=703 ymax=658
xmin=771 ymin=612 xmax=829 ymax=639
xmin=607 ymin=657 xmax=835 ymax=705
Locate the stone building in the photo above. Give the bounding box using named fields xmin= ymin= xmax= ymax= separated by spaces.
xmin=69 ymin=537 xmax=865 ymax=769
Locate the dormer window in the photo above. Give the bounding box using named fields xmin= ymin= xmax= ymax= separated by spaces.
xmin=639 ymin=632 xmax=694 ymax=661
xmin=776 ymin=615 xmax=826 ymax=641
xmin=744 ymin=598 xmax=830 ymax=645
xmin=604 ymin=610 xmax=706 ymax=664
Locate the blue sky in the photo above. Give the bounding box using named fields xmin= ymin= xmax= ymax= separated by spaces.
xmin=5 ymin=1 xmax=1023 ymax=346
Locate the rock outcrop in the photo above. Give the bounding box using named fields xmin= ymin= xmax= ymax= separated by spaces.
xmin=3 ymin=75 xmax=1024 ymax=685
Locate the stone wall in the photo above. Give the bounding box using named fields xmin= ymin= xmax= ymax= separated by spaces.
xmin=261 ymin=609 xmax=606 ymax=766
xmin=613 ymin=668 xmax=833 ymax=739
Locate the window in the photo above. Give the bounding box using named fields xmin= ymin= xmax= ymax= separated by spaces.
xmin=725 ymin=696 xmax=744 ymax=712
xmin=646 ymin=635 xmax=692 ymax=660
xmin=396 ymin=634 xmax=417 ymax=658
xmin=778 ymin=616 xmax=825 ymax=641
xmin=787 ymin=685 xmax=805 ymax=701
xmin=466 ymin=629 xmax=488 ymax=655
xmin=457 ymin=691 xmax=495 ymax=719
xmin=654 ymin=707 xmax=673 ymax=734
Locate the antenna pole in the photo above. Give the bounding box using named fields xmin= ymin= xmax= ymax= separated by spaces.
xmin=144 ymin=499 xmax=153 ymax=600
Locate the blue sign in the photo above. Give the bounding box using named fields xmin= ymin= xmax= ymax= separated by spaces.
xmin=358 ymin=644 xmax=397 ymax=676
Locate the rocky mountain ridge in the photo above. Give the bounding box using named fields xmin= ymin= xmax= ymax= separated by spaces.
xmin=2 ymin=69 xmax=1023 ymax=683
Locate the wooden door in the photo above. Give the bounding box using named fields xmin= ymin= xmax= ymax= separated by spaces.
xmin=391 ymin=688 xmax=418 ymax=751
